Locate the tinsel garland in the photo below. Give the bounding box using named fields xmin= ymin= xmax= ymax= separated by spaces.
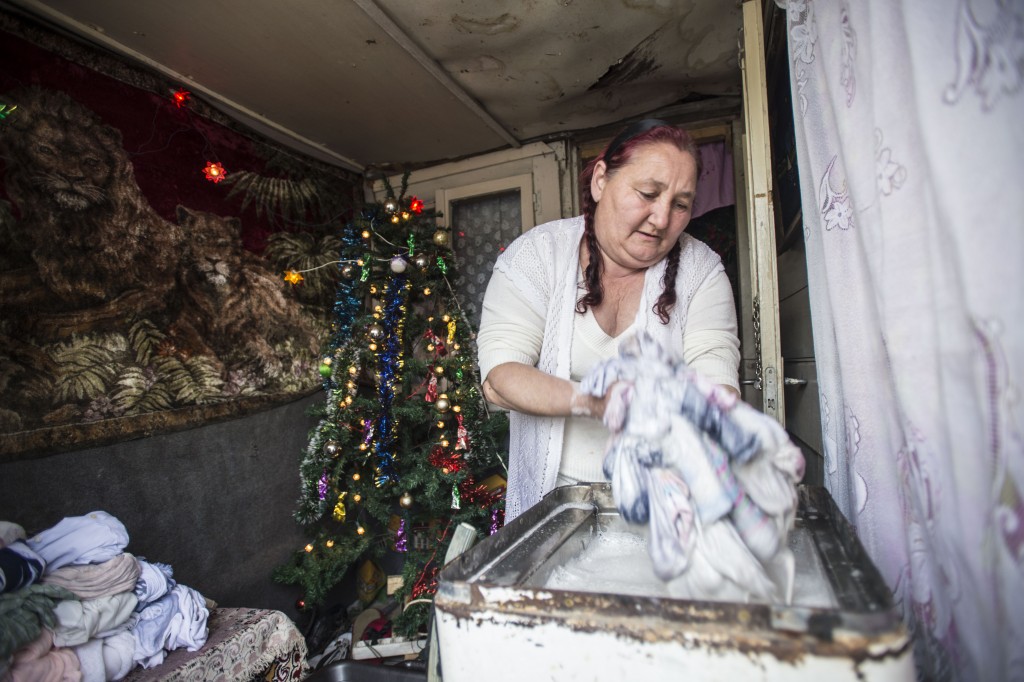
xmin=373 ymin=274 xmax=407 ymax=486
xmin=327 ymin=224 xmax=363 ymax=373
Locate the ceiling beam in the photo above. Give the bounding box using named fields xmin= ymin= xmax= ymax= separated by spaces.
xmin=352 ymin=0 xmax=520 ymax=148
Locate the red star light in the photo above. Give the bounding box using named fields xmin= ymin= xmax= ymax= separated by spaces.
xmin=172 ymin=88 xmax=191 ymax=108
xmin=203 ymin=161 xmax=226 ymax=183
xmin=409 ymin=197 xmax=424 ymax=214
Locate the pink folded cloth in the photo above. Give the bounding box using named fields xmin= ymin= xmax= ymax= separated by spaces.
xmin=7 ymin=629 xmax=82 ymax=682
xmin=43 ymin=554 xmax=141 ymax=600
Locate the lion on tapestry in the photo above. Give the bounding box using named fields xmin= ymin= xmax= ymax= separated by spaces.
xmin=0 ymin=87 xmax=320 ymax=433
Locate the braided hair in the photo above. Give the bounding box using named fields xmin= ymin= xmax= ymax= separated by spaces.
xmin=577 ymin=120 xmax=700 ymax=324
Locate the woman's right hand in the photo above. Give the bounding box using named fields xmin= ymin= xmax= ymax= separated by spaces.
xmin=483 ymin=362 xmax=608 ymax=421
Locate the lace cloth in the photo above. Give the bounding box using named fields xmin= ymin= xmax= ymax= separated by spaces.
xmin=122 ymin=608 xmax=307 ymax=682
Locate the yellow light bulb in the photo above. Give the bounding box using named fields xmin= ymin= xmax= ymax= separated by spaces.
xmin=453 ymin=405 xmax=461 ymax=413
xmin=437 ymin=420 xmax=445 ymax=428
xmin=357 ymin=525 xmax=366 ymax=535
xmin=441 ymin=439 xmax=450 ymax=448
xmin=359 ymin=443 xmax=368 ymax=451
xmin=423 ymin=288 xmax=432 ymax=296
xmin=362 ymin=230 xmax=371 ymax=239
xmin=353 ymin=494 xmax=362 ymax=502
xmin=349 ymin=366 xmax=358 ymax=375
xmin=357 ymin=259 xmax=365 ymax=266
xmin=326 ymin=539 xmax=335 ymax=548
xmin=442 ymin=315 xmax=451 ymax=322
xmin=353 ymin=473 xmax=361 ymax=481
xmin=304 ymin=543 xmax=314 ymax=553
xmin=369 ymin=343 xmax=378 ymax=351
xmin=345 ymin=396 xmax=353 ymax=404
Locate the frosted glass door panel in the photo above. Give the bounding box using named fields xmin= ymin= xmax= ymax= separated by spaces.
xmin=451 ymin=189 xmax=522 ymax=329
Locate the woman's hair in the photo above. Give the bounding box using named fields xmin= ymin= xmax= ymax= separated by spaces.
xmin=577 ymin=120 xmax=699 ymax=324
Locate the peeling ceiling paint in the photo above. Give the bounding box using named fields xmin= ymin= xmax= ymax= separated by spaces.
xmin=0 ymin=0 xmax=743 ymax=170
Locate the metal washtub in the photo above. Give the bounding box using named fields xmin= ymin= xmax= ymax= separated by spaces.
xmin=434 ymin=483 xmax=914 ymax=681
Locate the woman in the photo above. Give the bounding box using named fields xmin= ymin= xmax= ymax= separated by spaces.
xmin=477 ymin=120 xmax=741 ymax=522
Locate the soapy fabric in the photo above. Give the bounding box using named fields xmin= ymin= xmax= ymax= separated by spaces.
xmin=581 ymin=332 xmax=805 ymax=603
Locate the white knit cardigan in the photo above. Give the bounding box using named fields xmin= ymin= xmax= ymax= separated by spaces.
xmin=491 ymin=216 xmax=723 ymax=522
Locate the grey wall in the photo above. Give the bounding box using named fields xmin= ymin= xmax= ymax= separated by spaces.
xmin=0 ymin=392 xmax=320 ymax=624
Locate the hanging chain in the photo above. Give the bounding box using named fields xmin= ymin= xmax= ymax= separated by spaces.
xmin=752 ymin=295 xmax=763 ymax=391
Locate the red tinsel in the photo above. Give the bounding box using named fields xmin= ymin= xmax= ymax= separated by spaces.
xmin=410 ymin=520 xmax=452 ymax=598
xmin=458 ymin=477 xmax=505 ymax=507
xmin=411 ymin=562 xmax=438 ymax=599
xmin=428 ymin=445 xmax=462 ymax=473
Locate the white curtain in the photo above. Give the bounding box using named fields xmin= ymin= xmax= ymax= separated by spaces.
xmin=777 ymin=0 xmax=1024 ymax=679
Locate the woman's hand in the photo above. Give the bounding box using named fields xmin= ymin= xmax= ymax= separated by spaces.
xmin=483 ymin=362 xmax=607 ymax=420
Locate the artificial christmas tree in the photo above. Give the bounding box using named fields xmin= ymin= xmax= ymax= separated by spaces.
xmin=274 ymin=178 xmax=508 ymax=636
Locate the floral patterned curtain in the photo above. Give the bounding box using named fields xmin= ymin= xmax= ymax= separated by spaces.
xmin=777 ymin=0 xmax=1024 ymax=679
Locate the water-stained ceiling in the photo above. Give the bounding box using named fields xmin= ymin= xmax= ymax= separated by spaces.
xmin=1 ymin=0 xmax=743 ymax=171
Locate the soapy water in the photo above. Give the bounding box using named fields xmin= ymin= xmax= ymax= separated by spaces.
xmin=543 ymin=525 xmax=837 ymax=608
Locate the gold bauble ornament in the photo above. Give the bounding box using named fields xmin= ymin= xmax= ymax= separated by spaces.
xmin=384 ymin=199 xmax=398 ymax=213
xmin=340 ymin=264 xmax=355 ymax=279
xmin=399 ymin=492 xmax=414 ymax=508
xmin=413 ymin=254 xmax=430 ymax=270
xmin=368 ymin=323 xmax=384 ymax=340
xmin=435 ymin=394 xmax=450 ymax=413
xmin=433 ymin=230 xmax=450 ymax=247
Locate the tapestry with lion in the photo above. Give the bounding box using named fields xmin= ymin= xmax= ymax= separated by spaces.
xmin=0 ymin=13 xmax=358 ymax=454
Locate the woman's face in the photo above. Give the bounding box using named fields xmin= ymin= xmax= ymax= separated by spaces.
xmin=590 ymin=141 xmax=698 ymax=273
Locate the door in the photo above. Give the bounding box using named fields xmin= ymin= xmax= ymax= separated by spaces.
xmin=371 ymin=141 xmax=567 ymax=332
xmin=739 ymin=0 xmax=785 ymax=424
xmin=739 ymin=0 xmax=824 ymax=483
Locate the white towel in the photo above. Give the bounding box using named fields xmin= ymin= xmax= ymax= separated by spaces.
xmin=27 ymin=512 xmax=129 ymax=573
xmin=132 ymin=559 xmax=175 ymax=608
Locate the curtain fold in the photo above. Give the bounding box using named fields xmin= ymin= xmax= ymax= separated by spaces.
xmin=777 ymin=0 xmax=1024 ymax=679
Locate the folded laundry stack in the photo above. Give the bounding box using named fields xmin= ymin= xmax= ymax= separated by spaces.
xmin=0 ymin=512 xmax=209 ymax=682
xmin=581 ymin=332 xmax=805 ymax=604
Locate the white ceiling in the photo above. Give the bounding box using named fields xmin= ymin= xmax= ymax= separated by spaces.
xmin=3 ymin=0 xmax=743 ymax=172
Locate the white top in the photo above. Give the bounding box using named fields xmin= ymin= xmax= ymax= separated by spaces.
xmin=476 ymin=216 xmax=739 ymax=521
